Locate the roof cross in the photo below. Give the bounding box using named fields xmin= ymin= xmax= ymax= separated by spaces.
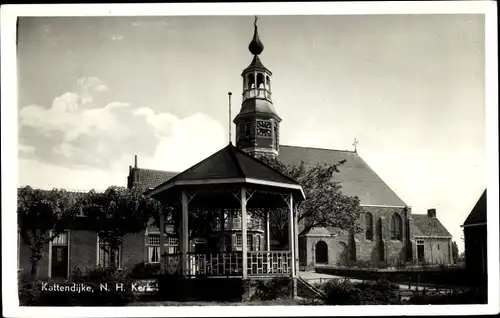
xmin=254 ymin=15 xmax=258 ymax=27
xmin=352 ymin=138 xmax=359 ymax=153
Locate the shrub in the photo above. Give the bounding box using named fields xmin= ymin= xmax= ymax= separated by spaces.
xmin=323 ymin=278 xmax=402 ymax=305
xmin=251 ymin=277 xmax=292 ymax=301
xmin=407 ymin=288 xmax=487 ymax=305
xmin=323 ymin=278 xmax=362 ymax=305
xmin=129 ymin=261 xmax=161 ymax=279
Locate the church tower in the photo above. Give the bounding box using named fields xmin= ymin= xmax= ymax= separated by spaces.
xmin=234 ymin=17 xmax=281 ymax=160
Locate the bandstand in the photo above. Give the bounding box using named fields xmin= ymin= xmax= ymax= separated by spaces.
xmin=145 ymin=143 xmax=304 ymax=280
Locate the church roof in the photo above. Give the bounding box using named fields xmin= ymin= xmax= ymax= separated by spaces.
xmin=278 ymin=145 xmax=407 ymax=207
xmin=463 ymin=189 xmax=487 ymax=226
xmin=147 ymin=143 xmax=304 ymax=199
xmin=412 ymin=214 xmax=452 ymax=237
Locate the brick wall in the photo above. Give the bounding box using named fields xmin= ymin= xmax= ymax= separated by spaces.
xmin=301 ymin=205 xmax=413 ymax=267
xmin=121 ymin=231 xmax=146 ymax=272
xmin=70 ymin=230 xmax=98 ymax=274
xmin=19 ymin=229 xmax=149 ymax=278
xmin=418 ymin=237 xmax=452 ymax=265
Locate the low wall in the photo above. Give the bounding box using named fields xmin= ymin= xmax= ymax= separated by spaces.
xmin=315 ymin=266 xmax=481 ymax=287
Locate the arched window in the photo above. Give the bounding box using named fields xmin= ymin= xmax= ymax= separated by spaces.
xmin=247 ymin=74 xmax=255 ymax=89
xmin=256 ymin=73 xmax=265 ymax=88
xmin=391 ymin=213 xmax=403 ymax=241
xmin=365 ymin=212 xmax=374 ymax=241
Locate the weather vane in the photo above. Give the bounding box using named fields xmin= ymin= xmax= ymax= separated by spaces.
xmin=353 ymin=138 xmax=359 ymax=153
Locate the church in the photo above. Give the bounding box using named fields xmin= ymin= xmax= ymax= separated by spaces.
xmin=18 ymin=18 xmax=454 ymax=280
xmin=126 ymin=19 xmax=454 ymax=269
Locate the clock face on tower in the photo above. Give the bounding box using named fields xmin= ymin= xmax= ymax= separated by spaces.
xmin=256 ymin=120 xmax=272 ymax=137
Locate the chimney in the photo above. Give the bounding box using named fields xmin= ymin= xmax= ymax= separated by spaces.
xmin=134 ymin=155 xmax=138 ymax=168
xmin=427 ymin=208 xmax=436 ymax=218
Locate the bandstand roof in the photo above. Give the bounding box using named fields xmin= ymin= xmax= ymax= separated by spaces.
xmin=145 ymin=143 xmax=305 ymax=201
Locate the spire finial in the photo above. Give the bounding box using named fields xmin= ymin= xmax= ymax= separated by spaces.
xmin=352 ymin=138 xmax=359 ymax=153
xmin=249 ymin=15 xmax=264 ymax=55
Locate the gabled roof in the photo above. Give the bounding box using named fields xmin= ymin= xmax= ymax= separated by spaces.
xmin=463 ymin=189 xmax=487 ymax=226
xmin=147 ymin=143 xmax=304 ymax=198
xmin=132 ymin=168 xmax=178 ymax=190
xmin=412 ymin=214 xmax=452 ymax=237
xmin=278 ymin=145 xmax=407 ymax=206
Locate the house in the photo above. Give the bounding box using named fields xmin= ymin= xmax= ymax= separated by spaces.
xmin=462 ymin=189 xmax=487 ymax=281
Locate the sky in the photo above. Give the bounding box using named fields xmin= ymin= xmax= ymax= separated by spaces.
xmin=16 ymin=14 xmax=486 ymax=252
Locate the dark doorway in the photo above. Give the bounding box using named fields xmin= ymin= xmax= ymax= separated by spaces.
xmin=51 ymin=246 xmax=68 ymax=278
xmin=315 ymin=241 xmax=328 ymax=264
xmin=417 ymin=244 xmax=425 ymax=263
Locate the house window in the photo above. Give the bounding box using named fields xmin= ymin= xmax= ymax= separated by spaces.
xmin=236 ymin=234 xmax=242 ymax=247
xmin=365 ymin=212 xmax=374 ymax=241
xmin=224 ymin=235 xmax=232 ymax=252
xmin=167 ymin=237 xmax=179 ymax=254
xmin=147 ymin=235 xmax=160 ymax=263
xmin=437 ymin=244 xmax=440 ymax=250
xmin=97 ymin=236 xmax=121 ymax=268
xmin=255 ymin=235 xmax=261 ymax=251
xmin=390 ymin=213 xmax=403 ymax=241
xmin=247 ymin=234 xmax=253 ymax=251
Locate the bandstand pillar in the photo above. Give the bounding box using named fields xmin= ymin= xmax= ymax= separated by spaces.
xmin=265 ymin=207 xmax=271 ymax=251
xmin=288 ymin=194 xmax=296 ymax=278
xmin=159 ymin=203 xmax=165 ymax=273
xmin=181 ymin=189 xmax=189 ymax=277
xmin=241 ymin=187 xmax=248 ymax=279
xmin=294 ymin=205 xmax=299 ymax=275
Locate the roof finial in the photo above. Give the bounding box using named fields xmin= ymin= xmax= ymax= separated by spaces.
xmin=249 ymin=15 xmax=264 ymax=55
xmin=352 ymin=138 xmax=359 ymax=153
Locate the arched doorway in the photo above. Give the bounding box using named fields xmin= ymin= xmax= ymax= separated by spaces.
xmin=336 ymin=242 xmax=348 ymax=266
xmin=315 ymin=241 xmax=328 ymax=264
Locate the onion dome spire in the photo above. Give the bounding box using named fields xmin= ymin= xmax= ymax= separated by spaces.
xmin=248 ymin=16 xmax=264 ymax=55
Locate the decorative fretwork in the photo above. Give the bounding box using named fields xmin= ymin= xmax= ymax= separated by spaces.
xmin=161 ymin=251 xmax=292 ymax=277
xmin=247 ymin=251 xmax=291 ymax=276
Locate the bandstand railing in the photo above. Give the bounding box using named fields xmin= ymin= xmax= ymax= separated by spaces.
xmin=162 ymin=251 xmax=291 ymax=277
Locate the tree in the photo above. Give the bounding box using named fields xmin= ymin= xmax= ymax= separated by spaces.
xmin=78 ymin=186 xmax=162 ymax=266
xmin=451 ymin=241 xmax=459 ymax=264
xmin=17 ymin=186 xmax=80 ymax=278
xmin=257 ymin=157 xmax=363 ymax=248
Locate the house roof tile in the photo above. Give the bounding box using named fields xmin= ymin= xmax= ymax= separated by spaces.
xmin=412 ymin=214 xmax=452 ymax=237
xmin=134 ymin=169 xmax=178 ymax=190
